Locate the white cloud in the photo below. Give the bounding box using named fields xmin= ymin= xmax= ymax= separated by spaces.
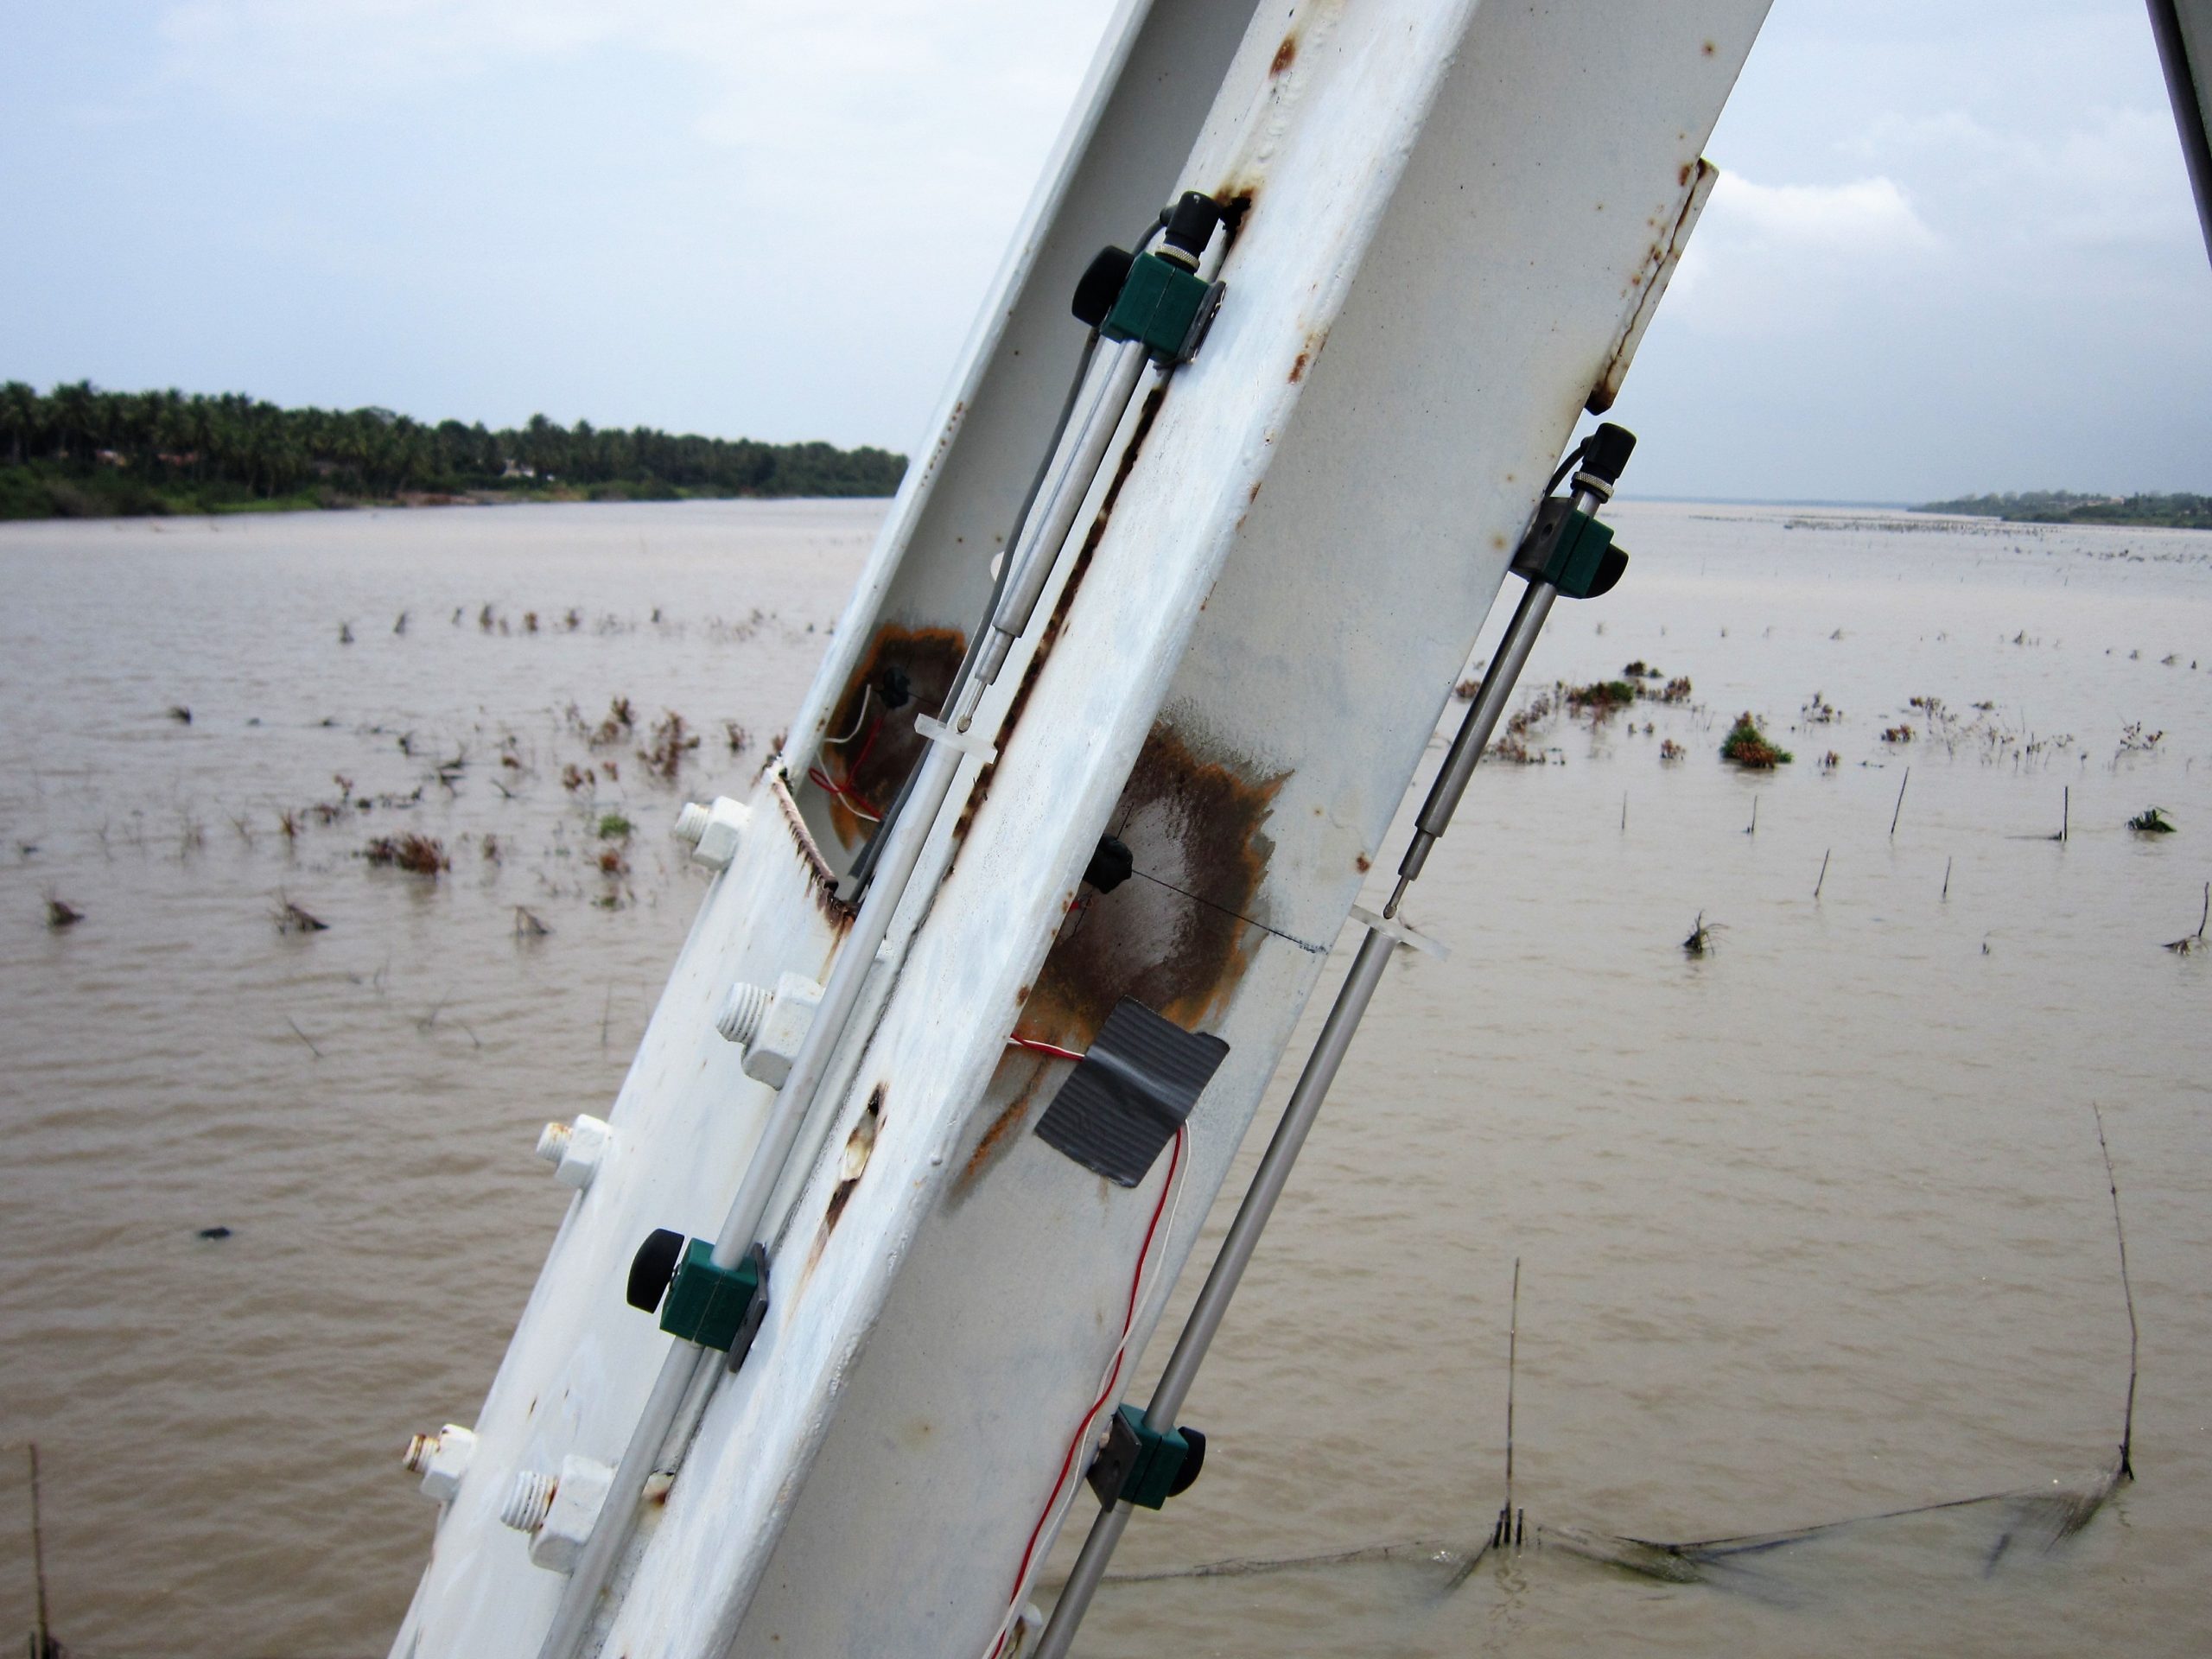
xmin=1846 ymin=105 xmax=2198 ymax=251
xmin=1667 ymin=173 xmax=1940 ymax=336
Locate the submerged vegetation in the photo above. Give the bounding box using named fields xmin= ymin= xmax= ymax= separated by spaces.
xmin=0 ymin=380 xmax=906 ymax=519
xmin=1719 ymin=712 xmax=1791 ymax=769
xmin=363 ymin=833 xmax=449 ymax=876
xmin=2129 ymin=807 xmax=2177 ymax=835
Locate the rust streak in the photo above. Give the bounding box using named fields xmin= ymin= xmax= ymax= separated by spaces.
xmin=771 ymin=772 xmax=855 ymax=925
xmin=1021 ymin=722 xmax=1286 ymax=1052
xmin=805 ymin=1086 xmax=884 ymax=1277
xmin=1269 ymin=34 xmax=1297 ymax=76
xmin=957 ymin=1063 xmax=1047 ymax=1193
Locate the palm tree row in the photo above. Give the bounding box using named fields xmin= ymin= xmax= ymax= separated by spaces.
xmin=0 ymin=380 xmax=906 ymax=502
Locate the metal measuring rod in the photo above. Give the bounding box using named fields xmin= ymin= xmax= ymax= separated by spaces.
xmin=1029 ymin=423 xmax=1637 ymax=1659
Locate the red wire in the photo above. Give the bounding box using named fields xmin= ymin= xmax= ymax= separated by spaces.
xmin=806 ymin=715 xmax=887 ymax=818
xmin=1008 ymin=1034 xmax=1085 ymax=1063
xmin=989 ymin=1125 xmax=1185 ymax=1656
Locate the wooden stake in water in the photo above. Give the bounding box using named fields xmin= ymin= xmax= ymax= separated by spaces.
xmin=1504 ymin=1258 xmax=1520 ymax=1540
xmin=28 ymin=1442 xmax=56 ymax=1659
xmin=2092 ymin=1103 xmax=2138 ymax=1479
xmin=1942 ymin=856 xmax=1952 ymax=901
xmin=1890 ymin=766 xmax=1910 ymax=837
xmin=2063 ymin=785 xmax=2069 ymax=843
xmin=1745 ymin=797 xmax=1758 ymax=836
xmin=1815 ymin=848 xmax=1830 ymax=899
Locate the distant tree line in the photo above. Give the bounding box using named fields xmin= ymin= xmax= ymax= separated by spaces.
xmin=0 ymin=380 xmax=906 ymax=518
xmin=1920 ymin=490 xmax=2211 ymax=530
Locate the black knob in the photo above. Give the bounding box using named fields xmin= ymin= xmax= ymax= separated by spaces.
xmin=627 ymin=1228 xmax=686 ymax=1313
xmin=1073 ymin=246 xmax=1135 ymax=328
xmin=1167 ymin=1426 xmax=1206 ymax=1496
xmin=1161 ymin=191 xmax=1224 ymax=265
xmin=1582 ymin=423 xmax=1637 ymax=486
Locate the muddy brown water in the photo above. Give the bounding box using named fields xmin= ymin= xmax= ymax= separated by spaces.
xmin=1 ymin=500 xmax=2206 ymax=1657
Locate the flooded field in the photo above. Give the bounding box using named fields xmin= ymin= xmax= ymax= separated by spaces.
xmin=1 ymin=499 xmax=2206 ymax=1656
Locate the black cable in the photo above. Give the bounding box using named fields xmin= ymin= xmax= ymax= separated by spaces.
xmin=1542 ymin=434 xmax=1592 ymax=499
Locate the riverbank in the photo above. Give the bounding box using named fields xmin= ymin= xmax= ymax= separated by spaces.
xmin=0 ymin=461 xmax=896 ymax=522
xmin=1920 ymin=490 xmax=2212 ymax=529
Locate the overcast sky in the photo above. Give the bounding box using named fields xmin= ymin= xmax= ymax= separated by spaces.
xmin=4 ymin=1 xmax=2207 ymax=501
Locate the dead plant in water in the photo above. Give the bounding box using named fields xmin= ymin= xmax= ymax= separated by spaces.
xmin=723 ymin=720 xmax=751 ymax=755
xmin=2129 ymin=807 xmax=2177 ymax=836
xmin=1658 ymin=739 xmax=1686 ymax=762
xmin=589 ymin=696 xmax=637 ymax=747
xmin=363 ymin=833 xmax=448 ymax=875
xmin=641 ymin=710 xmax=699 ymax=780
xmin=274 ymin=896 xmax=328 ymax=933
xmin=2165 ymin=882 xmax=2209 ymax=956
xmin=514 ymin=906 xmax=550 ymax=939
xmin=1682 ymin=911 xmax=1720 ymax=957
xmin=46 ymin=894 xmax=84 ymax=929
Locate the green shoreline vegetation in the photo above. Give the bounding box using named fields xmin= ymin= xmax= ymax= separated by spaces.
xmin=0 ymin=380 xmax=907 ymax=521
xmin=1918 ymin=489 xmax=2212 ymax=529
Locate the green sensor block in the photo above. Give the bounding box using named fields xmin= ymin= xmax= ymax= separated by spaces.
xmin=1101 ymin=251 xmax=1211 ymax=362
xmin=1535 ymin=508 xmax=1617 ymax=600
xmin=658 ymin=1237 xmax=762 ymax=1351
xmin=1107 ymin=1404 xmax=1192 ymax=1511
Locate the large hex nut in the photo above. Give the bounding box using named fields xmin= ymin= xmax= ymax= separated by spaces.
xmin=741 ymin=972 xmax=824 ymax=1090
xmin=534 ymin=1114 xmax=611 ymax=1190
xmin=674 ymin=796 xmax=750 ymax=872
xmin=405 ymin=1424 xmax=477 ymax=1502
xmin=527 ymin=1453 xmax=615 ymax=1573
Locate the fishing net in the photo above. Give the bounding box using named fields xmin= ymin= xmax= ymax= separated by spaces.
xmin=1096 ymin=1108 xmax=2139 ymax=1611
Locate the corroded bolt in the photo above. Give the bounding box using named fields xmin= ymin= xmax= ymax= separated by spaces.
xmin=403 ymin=1424 xmax=476 ymax=1501
xmin=533 ymin=1115 xmax=611 ymax=1190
